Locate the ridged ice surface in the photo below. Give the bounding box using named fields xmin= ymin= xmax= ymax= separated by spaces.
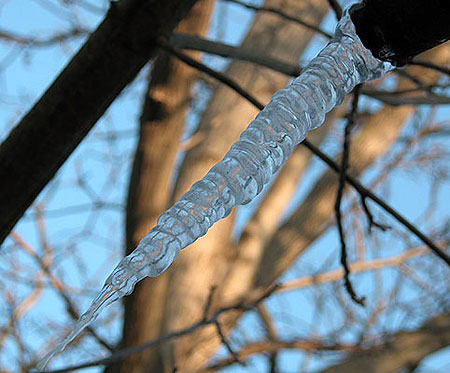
xmin=37 ymin=10 xmax=393 ymax=370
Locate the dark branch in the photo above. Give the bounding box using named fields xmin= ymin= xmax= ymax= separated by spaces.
xmin=222 ymin=0 xmax=332 ymax=38
xmin=360 ymin=196 xmax=391 ymax=233
xmin=334 ymin=85 xmax=365 ymax=306
xmin=206 ymin=338 xmax=354 ymax=371
xmin=0 ymin=0 xmax=200 ymax=245
xmin=36 ymin=285 xmax=278 ymax=373
xmin=168 ymin=34 xmax=450 ymax=107
xmin=158 ymin=37 xmax=263 ymax=109
xmin=214 ymin=320 xmax=244 ymax=365
xmin=302 ymin=140 xmax=450 ymax=267
xmin=0 ymin=27 xmax=90 ymax=47
xmin=256 ymin=304 xmax=279 ymax=372
xmin=363 ymin=90 xmax=450 ymax=106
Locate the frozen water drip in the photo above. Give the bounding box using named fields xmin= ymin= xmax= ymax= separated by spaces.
xmin=37 ymin=9 xmax=392 ymax=371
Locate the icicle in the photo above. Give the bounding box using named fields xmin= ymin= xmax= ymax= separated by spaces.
xmin=36 ymin=9 xmax=392 ymax=371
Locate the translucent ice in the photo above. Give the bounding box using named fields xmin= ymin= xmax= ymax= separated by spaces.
xmin=37 ymin=9 xmax=392 ymax=370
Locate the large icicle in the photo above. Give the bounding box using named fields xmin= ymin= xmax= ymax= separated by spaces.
xmin=37 ymin=9 xmax=392 ymax=370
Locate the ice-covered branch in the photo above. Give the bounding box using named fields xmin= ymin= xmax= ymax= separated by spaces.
xmin=37 ymin=10 xmax=392 ymax=370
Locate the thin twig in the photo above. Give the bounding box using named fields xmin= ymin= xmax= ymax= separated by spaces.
xmin=334 ymin=85 xmax=365 ymax=306
xmin=10 ymin=232 xmax=113 ymax=351
xmin=35 ymin=285 xmax=279 ymax=373
xmin=0 ymin=27 xmax=89 ymax=47
xmin=363 ymin=90 xmax=450 ymax=106
xmin=302 ymin=140 xmax=450 ymax=267
xmin=214 ymin=320 xmax=244 ymax=365
xmin=360 ymin=196 xmax=391 ymax=233
xmin=168 ymin=34 xmax=449 ymax=107
xmin=205 ymin=338 xmax=355 ymax=371
xmin=159 ymin=42 xmax=450 ymax=267
xmin=394 ymin=69 xmax=435 ymax=93
xmin=256 ymin=304 xmax=278 ymax=372
xmin=157 ymin=38 xmax=263 ymax=109
xmin=223 ymin=0 xmax=332 ymax=38
xmin=278 ymin=246 xmax=430 ymax=292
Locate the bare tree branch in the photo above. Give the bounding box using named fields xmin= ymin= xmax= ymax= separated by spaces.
xmin=0 ymin=0 xmax=200 ymax=245
xmin=0 ymin=27 xmax=90 ymax=47
xmin=38 ymin=285 xmax=278 ymax=373
xmin=334 ymin=85 xmax=365 ymax=306
xmin=169 ymin=34 xmax=450 ymax=106
xmin=301 ymin=141 xmax=450 ymax=266
xmin=364 ymin=89 xmax=450 ymax=106
xmin=321 ymin=313 xmax=450 ymax=373
xmin=10 ymin=232 xmax=113 ymax=351
xmin=223 ymin=0 xmax=332 ymax=38
xmin=206 ymin=339 xmax=354 ymax=371
xmin=170 ymin=33 xmax=302 ymax=76
xmin=278 ymin=246 xmax=430 ymax=292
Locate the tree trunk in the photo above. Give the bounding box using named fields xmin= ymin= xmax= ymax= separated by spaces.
xmin=158 ymin=1 xmax=330 ymax=371
xmin=106 ymin=1 xmax=215 ymax=372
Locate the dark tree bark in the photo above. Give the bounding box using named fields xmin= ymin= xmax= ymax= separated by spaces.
xmin=0 ymin=0 xmax=198 ymax=245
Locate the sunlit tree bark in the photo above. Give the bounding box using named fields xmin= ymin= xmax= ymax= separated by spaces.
xmin=321 ymin=313 xmax=450 ymax=373
xmin=106 ymin=1 xmax=215 ymax=372
xmin=157 ymin=1 xmax=330 ymax=370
